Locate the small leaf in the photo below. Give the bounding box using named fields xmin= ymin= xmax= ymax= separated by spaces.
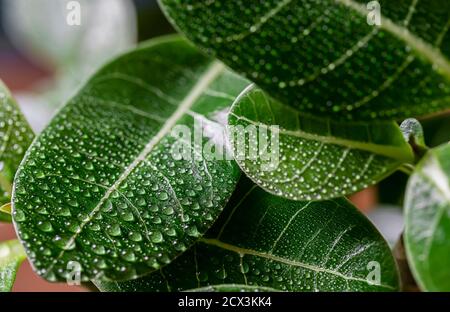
xmin=95 ymin=179 xmax=399 ymax=292
xmin=13 ymin=35 xmax=248 ymax=282
xmin=159 ymin=0 xmax=450 ymax=120
xmin=400 ymin=118 xmax=428 ymax=162
xmin=0 ymin=81 xmax=34 ymax=213
xmin=404 ymin=143 xmax=450 ymax=291
xmin=0 ymin=240 xmax=27 ymax=292
xmin=0 ymin=203 xmax=11 ymax=214
xmin=400 ymin=119 xmax=426 ymax=147
xmin=0 ymin=203 xmax=12 ymax=223
xmin=227 ymin=86 xmax=413 ymax=201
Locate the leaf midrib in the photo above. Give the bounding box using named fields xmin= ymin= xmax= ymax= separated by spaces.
xmin=336 ymin=0 xmax=450 ymax=81
xmin=44 ymin=61 xmax=226 ymax=275
xmin=230 ymin=112 xmax=413 ymax=162
xmin=199 ymin=238 xmax=395 ymax=290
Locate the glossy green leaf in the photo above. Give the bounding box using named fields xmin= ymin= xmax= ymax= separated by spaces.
xmin=159 ymin=0 xmax=450 ymax=120
xmin=227 ymin=86 xmax=413 ymax=201
xmin=405 ymin=143 xmax=450 ymax=291
xmin=94 ymin=179 xmax=399 ymax=292
xmin=0 ymin=240 xmax=27 ymax=292
xmin=12 ymin=35 xmax=248 ymax=282
xmin=0 ymin=81 xmax=34 ymax=220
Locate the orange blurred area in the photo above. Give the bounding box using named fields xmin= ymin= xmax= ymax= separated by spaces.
xmin=350 ymin=186 xmax=377 ymax=214
xmin=0 ymin=52 xmax=52 ymax=91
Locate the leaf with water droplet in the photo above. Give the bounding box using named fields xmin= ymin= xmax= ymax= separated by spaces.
xmin=404 ymin=143 xmax=450 ymax=291
xmin=159 ymin=0 xmax=450 ymax=120
xmin=228 ymin=86 xmax=414 ymax=201
xmin=0 ymin=81 xmax=34 ymax=223
xmin=12 ymin=35 xmax=247 ymax=282
xmin=0 ymin=239 xmax=27 ymax=292
xmin=95 ymin=178 xmax=399 ymax=292
xmin=400 ymin=118 xmax=428 ymax=162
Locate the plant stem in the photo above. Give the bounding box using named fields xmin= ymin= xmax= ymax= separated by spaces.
xmin=393 ymin=234 xmax=419 ymax=292
xmin=82 ymin=282 xmax=99 ymax=292
xmin=399 ymin=164 xmax=414 ymax=175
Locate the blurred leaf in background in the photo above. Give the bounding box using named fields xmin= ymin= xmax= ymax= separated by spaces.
xmin=3 ymin=0 xmax=137 ymax=75
xmin=1 ymin=0 xmax=138 ymax=131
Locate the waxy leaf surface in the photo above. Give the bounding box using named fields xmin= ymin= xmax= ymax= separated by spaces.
xmin=228 ymin=86 xmax=413 ymax=200
xmin=95 ymin=179 xmax=399 ymax=292
xmin=13 ymin=36 xmax=248 ymax=282
xmin=159 ymin=0 xmax=450 ymax=120
xmin=405 ymin=143 xmax=450 ymax=291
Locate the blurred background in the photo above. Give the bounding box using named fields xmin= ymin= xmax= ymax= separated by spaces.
xmin=0 ymin=0 xmax=448 ymax=292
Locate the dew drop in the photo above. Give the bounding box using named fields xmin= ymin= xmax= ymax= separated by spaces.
xmin=37 ymin=220 xmax=53 ymax=232
xmin=151 ymin=231 xmax=164 ymax=243
xmin=158 ymin=192 xmax=169 ymax=201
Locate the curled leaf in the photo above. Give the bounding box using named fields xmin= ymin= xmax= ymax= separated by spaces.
xmin=227 ymin=86 xmax=413 ymax=200
xmin=405 ymin=143 xmax=450 ymax=291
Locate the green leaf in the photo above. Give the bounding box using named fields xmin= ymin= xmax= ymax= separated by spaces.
xmin=404 ymin=143 xmax=450 ymax=291
xmin=400 ymin=118 xmax=428 ymax=163
xmin=94 ymin=179 xmax=399 ymax=292
xmin=12 ymin=35 xmax=248 ymax=282
xmin=159 ymin=0 xmax=450 ymax=120
xmin=0 ymin=81 xmax=35 ymax=217
xmin=0 ymin=240 xmax=27 ymax=292
xmin=0 ymin=203 xmax=11 ymax=214
xmin=227 ymin=86 xmax=413 ymax=201
xmin=0 ymin=203 xmax=12 ymax=223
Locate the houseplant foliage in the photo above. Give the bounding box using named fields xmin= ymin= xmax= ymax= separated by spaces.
xmin=94 ymin=178 xmax=399 ymax=292
xmin=1 ymin=0 xmax=450 ymax=292
xmin=13 ymin=36 xmax=245 ymax=282
xmin=0 ymin=81 xmax=34 ymax=221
